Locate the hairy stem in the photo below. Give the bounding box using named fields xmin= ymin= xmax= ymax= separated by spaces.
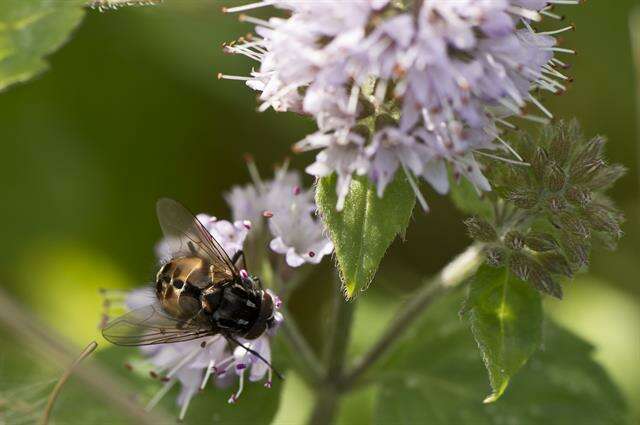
xmin=307 ymin=282 xmax=356 ymax=425
xmin=324 ymin=285 xmax=356 ymax=381
xmin=40 ymin=341 xmax=98 ymax=425
xmin=279 ymin=305 xmax=324 ymax=385
xmin=341 ymin=244 xmax=483 ymax=388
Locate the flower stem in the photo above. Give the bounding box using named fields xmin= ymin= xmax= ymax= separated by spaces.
xmin=279 ymin=305 xmax=324 ymax=385
xmin=308 ymin=387 xmax=341 ymax=425
xmin=324 ymin=284 xmax=356 ymax=381
xmin=40 ymin=341 xmax=98 ymax=425
xmin=340 ymin=244 xmax=483 ymax=389
xmin=308 ymin=281 xmax=356 ymax=425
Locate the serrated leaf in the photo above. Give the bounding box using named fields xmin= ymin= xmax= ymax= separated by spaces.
xmin=0 ymin=0 xmax=85 ymax=92
xmin=462 ymin=265 xmax=542 ymax=403
xmin=449 ymin=173 xmax=493 ymax=219
xmin=316 ymin=174 xmax=415 ymax=299
xmin=375 ymin=292 xmax=628 ymax=425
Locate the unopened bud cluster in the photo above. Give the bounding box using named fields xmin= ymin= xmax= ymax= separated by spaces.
xmin=465 ymin=121 xmax=625 ymax=299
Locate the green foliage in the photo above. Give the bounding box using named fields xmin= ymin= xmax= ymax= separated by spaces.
xmin=375 ymin=292 xmax=628 ymax=425
xmin=316 ymin=173 xmax=415 ymax=299
xmin=461 ymin=265 xmax=542 ymax=403
xmin=0 ymin=0 xmax=85 ymax=92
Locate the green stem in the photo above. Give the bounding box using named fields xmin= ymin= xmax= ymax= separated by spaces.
xmin=279 ymin=305 xmax=324 ymax=385
xmin=340 ymin=244 xmax=483 ymax=389
xmin=308 ymin=387 xmax=341 ymax=425
xmin=307 ymin=282 xmax=356 ymax=425
xmin=324 ymin=286 xmax=356 ymax=382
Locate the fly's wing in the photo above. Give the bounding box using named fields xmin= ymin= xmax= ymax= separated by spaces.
xmin=156 ymin=198 xmax=237 ymax=284
xmin=102 ymin=304 xmax=215 ymax=346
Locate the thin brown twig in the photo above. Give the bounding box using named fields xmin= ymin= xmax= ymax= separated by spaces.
xmin=40 ymin=341 xmax=98 ymax=425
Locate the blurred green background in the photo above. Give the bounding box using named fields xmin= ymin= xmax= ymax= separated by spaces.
xmin=0 ymin=1 xmax=638 ymax=424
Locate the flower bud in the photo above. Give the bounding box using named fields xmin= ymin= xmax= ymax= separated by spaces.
xmin=546 ymin=195 xmax=568 ymax=213
xmin=586 ymin=164 xmax=627 ymax=191
xmin=464 ymin=216 xmax=497 ymax=242
xmin=549 ymin=136 xmax=570 ymax=166
xmin=524 ymin=232 xmax=558 ymax=252
xmin=485 ymin=246 xmax=506 ymax=267
xmin=560 ymin=234 xmax=590 ymax=269
xmin=509 ymin=252 xmax=532 ymax=281
xmin=556 ymin=212 xmax=591 ymax=239
xmin=527 ymin=260 xmax=563 ymax=299
xmin=544 ymin=163 xmax=566 ymax=192
xmin=504 ymin=230 xmax=525 ymax=251
xmin=584 ymin=203 xmax=623 ymax=238
xmin=538 ymin=252 xmax=573 ymax=278
xmin=565 ymin=185 xmax=591 ymax=207
xmin=531 ymin=147 xmax=548 ymax=182
xmin=506 ymin=189 xmax=538 ymax=209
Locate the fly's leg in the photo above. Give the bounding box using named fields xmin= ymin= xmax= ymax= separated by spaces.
xmin=231 ymin=250 xmax=247 ymax=270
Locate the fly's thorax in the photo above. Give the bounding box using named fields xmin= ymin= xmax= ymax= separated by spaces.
xmin=155 ymin=256 xmax=212 ymax=320
xmin=244 ymin=290 xmax=276 ymax=339
xmin=200 ymin=277 xmax=267 ymax=338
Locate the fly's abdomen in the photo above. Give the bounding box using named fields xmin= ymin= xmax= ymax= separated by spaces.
xmin=156 ymin=257 xmax=211 ymax=320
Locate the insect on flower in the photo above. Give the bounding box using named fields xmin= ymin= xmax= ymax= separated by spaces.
xmin=101 ymin=199 xmax=283 ymax=382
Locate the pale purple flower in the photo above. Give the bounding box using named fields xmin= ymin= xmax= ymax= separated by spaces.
xmin=225 ymin=161 xmax=334 ymax=267
xmin=100 ymin=226 xmax=284 ymax=421
xmin=100 ymin=286 xmax=282 ymax=421
xmin=222 ymin=0 xmax=578 ymax=210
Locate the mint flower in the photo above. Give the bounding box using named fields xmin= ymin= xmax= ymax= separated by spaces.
xmin=225 ymin=160 xmax=334 ymax=266
xmin=222 ymin=0 xmax=578 ymax=209
xmin=102 ymin=286 xmax=282 ymax=420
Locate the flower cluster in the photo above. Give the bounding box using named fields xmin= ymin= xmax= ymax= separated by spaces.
xmin=225 ymin=160 xmax=333 ymax=267
xmin=222 ymin=0 xmax=578 ymax=210
xmin=465 ymin=121 xmax=625 ymax=298
xmin=100 ymin=161 xmax=331 ymax=419
xmin=115 ymin=287 xmax=283 ymax=421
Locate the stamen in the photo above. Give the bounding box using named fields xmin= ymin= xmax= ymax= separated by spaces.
xmin=217 ymin=73 xmax=251 ymax=81
xmin=201 ymin=360 xmax=216 ymax=390
xmin=238 ymin=14 xmax=273 ymax=28
xmin=145 ymin=379 xmax=176 ymax=412
xmin=401 ymin=165 xmax=429 ymax=212
xmin=528 ymin=94 xmax=554 ymax=119
xmin=228 ymin=371 xmax=245 ymax=404
xmin=166 ymin=343 xmax=205 ymax=379
xmin=178 ymin=389 xmax=194 ymax=422
xmin=474 ymin=150 xmax=531 ymax=166
xmin=506 ymin=6 xmax=541 ymax=22
xmin=222 ymin=1 xmax=276 ymax=14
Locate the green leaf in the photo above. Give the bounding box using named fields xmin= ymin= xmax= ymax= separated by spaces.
xmin=375 ymin=292 xmax=628 ymax=425
xmin=449 ymin=172 xmax=493 ymax=219
xmin=316 ymin=173 xmax=415 ymax=299
xmin=462 ymin=265 xmax=543 ymax=403
xmin=0 ymin=0 xmax=85 ymax=92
